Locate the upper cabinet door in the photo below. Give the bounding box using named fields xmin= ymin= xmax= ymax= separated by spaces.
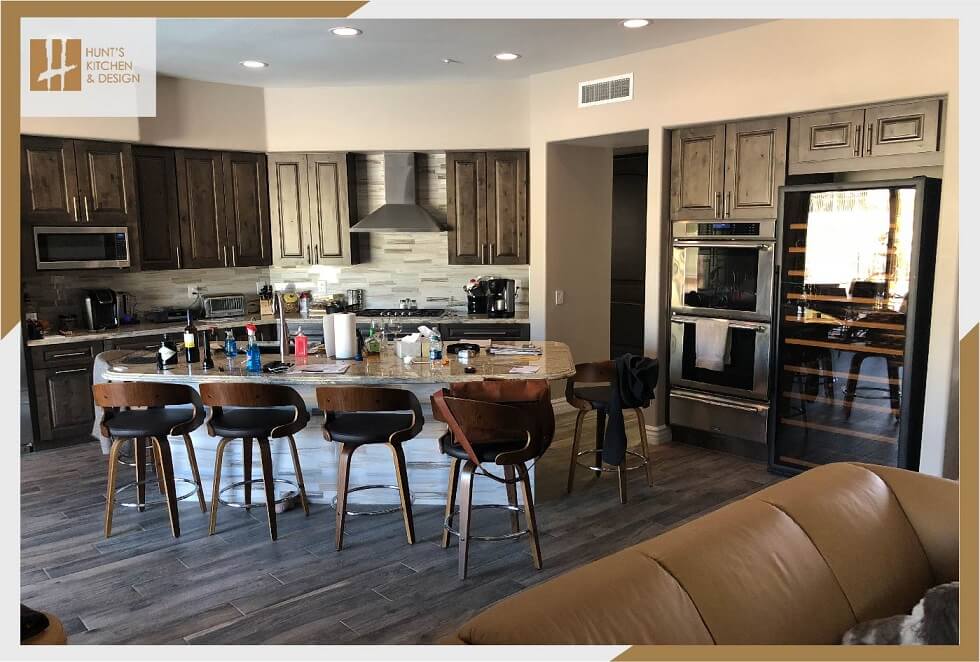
xmin=133 ymin=146 xmax=181 ymax=271
xmin=447 ymin=152 xmax=487 ymax=265
xmin=175 ymin=149 xmax=227 ymax=269
xmin=72 ymin=140 xmax=137 ymax=226
xmin=863 ymin=99 xmax=942 ymax=158
xmin=723 ymin=117 xmax=787 ymax=220
xmin=222 ymin=152 xmax=272 ymax=267
xmin=21 ymin=136 xmax=79 ymax=225
xmin=791 ymin=108 xmax=866 ymax=166
xmin=485 ymin=151 xmax=528 ymax=265
xmin=307 ymin=152 xmax=359 ymax=265
xmin=670 ymin=124 xmax=726 ymax=220
xmin=268 ymin=153 xmax=312 ymax=266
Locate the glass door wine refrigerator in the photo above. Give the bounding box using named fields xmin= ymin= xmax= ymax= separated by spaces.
xmin=770 ymin=177 xmax=941 ymax=473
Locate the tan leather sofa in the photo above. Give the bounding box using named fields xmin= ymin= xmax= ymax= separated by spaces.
xmin=449 ymin=462 xmax=958 ymax=645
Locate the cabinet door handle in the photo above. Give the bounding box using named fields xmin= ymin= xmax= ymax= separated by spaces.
xmin=714 ymin=192 xmax=722 ymax=219
xmin=71 ymin=196 xmax=79 ymax=222
xmin=307 ymin=245 xmax=311 ymax=263
xmin=488 ymin=243 xmax=494 ymax=265
xmin=83 ymin=196 xmax=91 ymax=222
xmin=231 ymin=246 xmax=236 ymax=267
xmin=176 ymin=242 xmax=182 ymax=269
xmin=854 ymin=124 xmax=862 ymax=156
xmin=866 ymin=123 xmax=874 ymax=155
xmin=724 ymin=192 xmax=732 ymax=218
xmin=53 ymin=367 xmax=88 ymax=375
xmin=314 ymin=244 xmax=319 ymax=264
xmin=51 ymin=350 xmax=90 ymax=359
xmin=223 ymin=246 xmax=228 ymax=266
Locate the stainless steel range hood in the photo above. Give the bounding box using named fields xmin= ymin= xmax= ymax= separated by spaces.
xmin=350 ymin=152 xmax=445 ymax=232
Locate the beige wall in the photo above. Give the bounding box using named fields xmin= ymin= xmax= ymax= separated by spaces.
xmin=263 ymin=79 xmax=529 ymax=151
xmin=21 ymin=76 xmax=267 ymax=150
xmin=544 ymin=143 xmax=613 ymax=364
xmin=527 ymin=19 xmax=958 ymax=475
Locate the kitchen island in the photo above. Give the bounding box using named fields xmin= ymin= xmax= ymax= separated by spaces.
xmin=97 ymin=342 xmax=574 ymax=507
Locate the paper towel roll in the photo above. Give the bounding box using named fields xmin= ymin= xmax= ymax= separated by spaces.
xmin=321 ymin=313 xmax=336 ymax=357
xmin=333 ymin=313 xmax=357 ymax=359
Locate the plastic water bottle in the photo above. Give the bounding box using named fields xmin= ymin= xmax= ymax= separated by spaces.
xmin=224 ymin=329 xmax=238 ymax=357
xmin=428 ymin=329 xmax=443 ymax=360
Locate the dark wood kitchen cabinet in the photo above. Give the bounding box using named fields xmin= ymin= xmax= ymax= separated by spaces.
xmin=447 ymin=150 xmax=527 ymax=265
xmin=26 ymin=340 xmax=101 ymax=448
xmin=789 ymin=96 xmax=945 ymax=174
xmin=133 ymin=146 xmax=181 ymax=270
xmin=223 ymin=151 xmax=272 ymax=267
xmin=670 ymin=118 xmax=786 ymax=221
xmin=267 ymin=152 xmax=359 ymax=266
xmin=174 ymin=149 xmax=228 ymax=269
xmin=21 ymin=136 xmax=137 ymax=228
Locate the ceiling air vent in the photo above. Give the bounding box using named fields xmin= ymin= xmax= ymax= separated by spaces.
xmin=578 ymin=73 xmax=633 ymax=108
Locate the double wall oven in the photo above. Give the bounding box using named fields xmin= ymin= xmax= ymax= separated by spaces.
xmin=668 ymin=220 xmax=777 ymax=444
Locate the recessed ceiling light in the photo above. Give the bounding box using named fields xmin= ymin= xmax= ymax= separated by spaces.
xmin=622 ymin=19 xmax=650 ymax=29
xmin=239 ymin=60 xmax=268 ymax=69
xmin=494 ymin=52 xmax=521 ymax=61
xmin=442 ymin=58 xmax=461 ymax=64
xmin=330 ymin=26 xmax=362 ymax=37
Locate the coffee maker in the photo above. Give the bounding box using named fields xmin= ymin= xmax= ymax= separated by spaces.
xmin=485 ymin=278 xmax=517 ymax=319
xmin=82 ymin=288 xmax=119 ymax=330
xmin=466 ymin=280 xmax=488 ymax=314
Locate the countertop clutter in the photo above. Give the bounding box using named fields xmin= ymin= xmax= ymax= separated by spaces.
xmin=25 ymin=313 xmax=530 ymax=347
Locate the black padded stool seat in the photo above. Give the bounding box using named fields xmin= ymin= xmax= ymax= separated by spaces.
xmin=105 ymin=406 xmax=199 ymax=438
xmin=442 ymin=439 xmax=528 ymax=463
xmin=325 ymin=412 xmax=415 ymax=445
xmin=208 ymin=406 xmax=296 ymax=437
xmin=572 ymin=385 xmax=611 ymax=409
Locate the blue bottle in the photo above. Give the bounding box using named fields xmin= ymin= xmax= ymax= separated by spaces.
xmin=223 ymin=329 xmax=238 ymax=357
xmin=245 ymin=324 xmax=262 ymax=372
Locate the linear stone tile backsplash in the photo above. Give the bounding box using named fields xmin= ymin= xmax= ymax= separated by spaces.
xmin=23 ymin=152 xmax=529 ymax=324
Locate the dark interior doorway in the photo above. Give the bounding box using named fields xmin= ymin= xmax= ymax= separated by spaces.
xmin=610 ymin=152 xmax=648 ymax=358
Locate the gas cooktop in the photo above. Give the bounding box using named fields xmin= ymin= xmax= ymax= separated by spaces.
xmin=358 ymin=308 xmax=447 ymax=318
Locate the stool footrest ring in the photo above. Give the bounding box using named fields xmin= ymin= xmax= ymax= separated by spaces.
xmin=115 ymin=477 xmax=199 ymax=509
xmin=444 ymin=504 xmax=528 ymax=542
xmin=217 ymin=478 xmax=300 ymax=509
xmin=330 ymin=484 xmax=416 ymax=517
xmin=575 ymin=448 xmax=648 ymax=473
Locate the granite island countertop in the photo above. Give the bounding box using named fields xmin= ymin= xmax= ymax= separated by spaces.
xmin=100 ymin=340 xmax=571 ymax=385
xmin=26 ymin=313 xmax=530 ymax=347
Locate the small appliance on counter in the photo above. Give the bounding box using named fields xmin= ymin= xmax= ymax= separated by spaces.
xmin=346 ymin=289 xmax=364 ymax=311
xmin=464 ymin=278 xmax=488 ymax=314
xmin=485 ymin=277 xmax=517 ymax=319
xmin=82 ymin=288 xmax=119 ymax=330
xmin=201 ymin=293 xmax=251 ymax=319
xmin=116 ymin=291 xmax=138 ymax=324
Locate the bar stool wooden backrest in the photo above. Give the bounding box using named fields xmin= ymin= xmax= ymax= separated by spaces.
xmin=564 ymin=360 xmax=616 ymax=410
xmin=316 ymin=386 xmax=424 ymax=442
xmin=199 ymin=382 xmax=310 ymax=438
xmin=92 ymin=382 xmax=205 ymax=436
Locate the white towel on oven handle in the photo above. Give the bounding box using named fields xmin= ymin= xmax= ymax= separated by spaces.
xmin=694 ymin=318 xmax=731 ymax=371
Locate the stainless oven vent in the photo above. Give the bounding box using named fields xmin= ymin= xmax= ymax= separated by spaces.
xmin=578 ymin=73 xmax=633 ymax=108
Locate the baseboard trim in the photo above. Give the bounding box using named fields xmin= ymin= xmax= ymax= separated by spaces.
xmin=550 ymin=398 xmax=672 ymax=445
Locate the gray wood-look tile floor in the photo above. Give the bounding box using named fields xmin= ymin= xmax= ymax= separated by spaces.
xmin=21 ymin=411 xmax=781 ymax=644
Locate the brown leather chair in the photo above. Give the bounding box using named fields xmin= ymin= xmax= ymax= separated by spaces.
xmin=317 ymin=386 xmax=424 ymax=551
xmin=200 ymin=382 xmax=311 ymax=541
xmin=447 ymin=462 xmax=958 ymax=645
xmin=92 ymin=382 xmax=208 ymax=538
xmin=432 ymin=379 xmax=555 ymax=579
xmin=565 ymin=361 xmax=652 ymax=503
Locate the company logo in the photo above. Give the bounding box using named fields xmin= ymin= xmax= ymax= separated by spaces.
xmin=29 ymin=37 xmax=82 ymax=91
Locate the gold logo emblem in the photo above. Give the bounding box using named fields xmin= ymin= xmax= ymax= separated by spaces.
xmin=29 ymin=38 xmax=82 ymax=91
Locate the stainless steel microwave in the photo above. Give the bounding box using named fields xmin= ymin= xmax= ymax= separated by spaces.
xmin=34 ymin=226 xmax=130 ymax=270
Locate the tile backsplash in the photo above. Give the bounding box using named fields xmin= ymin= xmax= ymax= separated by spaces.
xmin=23 ymin=153 xmax=529 ymax=324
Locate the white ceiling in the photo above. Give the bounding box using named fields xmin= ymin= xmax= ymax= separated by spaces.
xmin=156 ymin=19 xmax=767 ymax=87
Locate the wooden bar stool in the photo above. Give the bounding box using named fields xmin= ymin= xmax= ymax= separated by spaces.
xmin=432 ymin=379 xmax=554 ymax=580
xmin=92 ymin=383 xmax=208 ymax=538
xmin=316 ymin=386 xmax=424 ymax=551
xmin=200 ymin=383 xmax=310 ymax=541
xmin=565 ymin=361 xmax=653 ymax=504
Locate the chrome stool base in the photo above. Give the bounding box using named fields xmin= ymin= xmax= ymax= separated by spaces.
xmin=115 ymin=477 xmax=200 ymax=509
xmin=574 ymin=448 xmax=649 ymax=474
xmin=444 ymin=504 xmax=528 ymax=542
xmin=217 ymin=478 xmax=300 ymax=508
xmin=331 ymin=484 xmax=417 ymax=517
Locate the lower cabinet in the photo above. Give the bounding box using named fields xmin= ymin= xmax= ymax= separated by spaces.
xmin=440 ymin=323 xmax=530 ymax=342
xmin=27 ymin=341 xmax=101 ymax=449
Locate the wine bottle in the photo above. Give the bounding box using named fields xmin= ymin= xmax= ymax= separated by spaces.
xmin=201 ymin=328 xmax=215 ymax=370
xmin=184 ymin=310 xmax=200 ymax=363
xmin=158 ymin=334 xmax=179 ymax=370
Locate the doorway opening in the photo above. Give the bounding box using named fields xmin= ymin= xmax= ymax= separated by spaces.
xmin=610 ymin=151 xmax=648 ymax=358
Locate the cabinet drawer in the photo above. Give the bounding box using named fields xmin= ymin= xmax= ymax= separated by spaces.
xmin=29 ymin=341 xmax=101 ymax=368
xmin=103 ymin=334 xmax=167 ymax=352
xmin=669 ymin=390 xmax=769 ymax=445
xmin=440 ymin=323 xmax=530 ymax=342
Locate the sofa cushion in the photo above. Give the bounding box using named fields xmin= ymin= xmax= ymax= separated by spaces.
xmin=454 ymin=546 xmax=713 ymax=645
xmin=749 ymin=463 xmax=935 ymax=622
xmin=642 ymin=498 xmax=855 ymax=644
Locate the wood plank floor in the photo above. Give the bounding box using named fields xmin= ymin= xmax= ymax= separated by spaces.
xmin=21 ymin=410 xmax=781 ymax=644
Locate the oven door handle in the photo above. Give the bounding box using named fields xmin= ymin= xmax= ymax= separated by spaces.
xmin=671 ymin=314 xmax=769 ymax=332
xmin=673 ymin=240 xmax=773 ymax=250
xmin=670 ymin=390 xmax=768 ymax=414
